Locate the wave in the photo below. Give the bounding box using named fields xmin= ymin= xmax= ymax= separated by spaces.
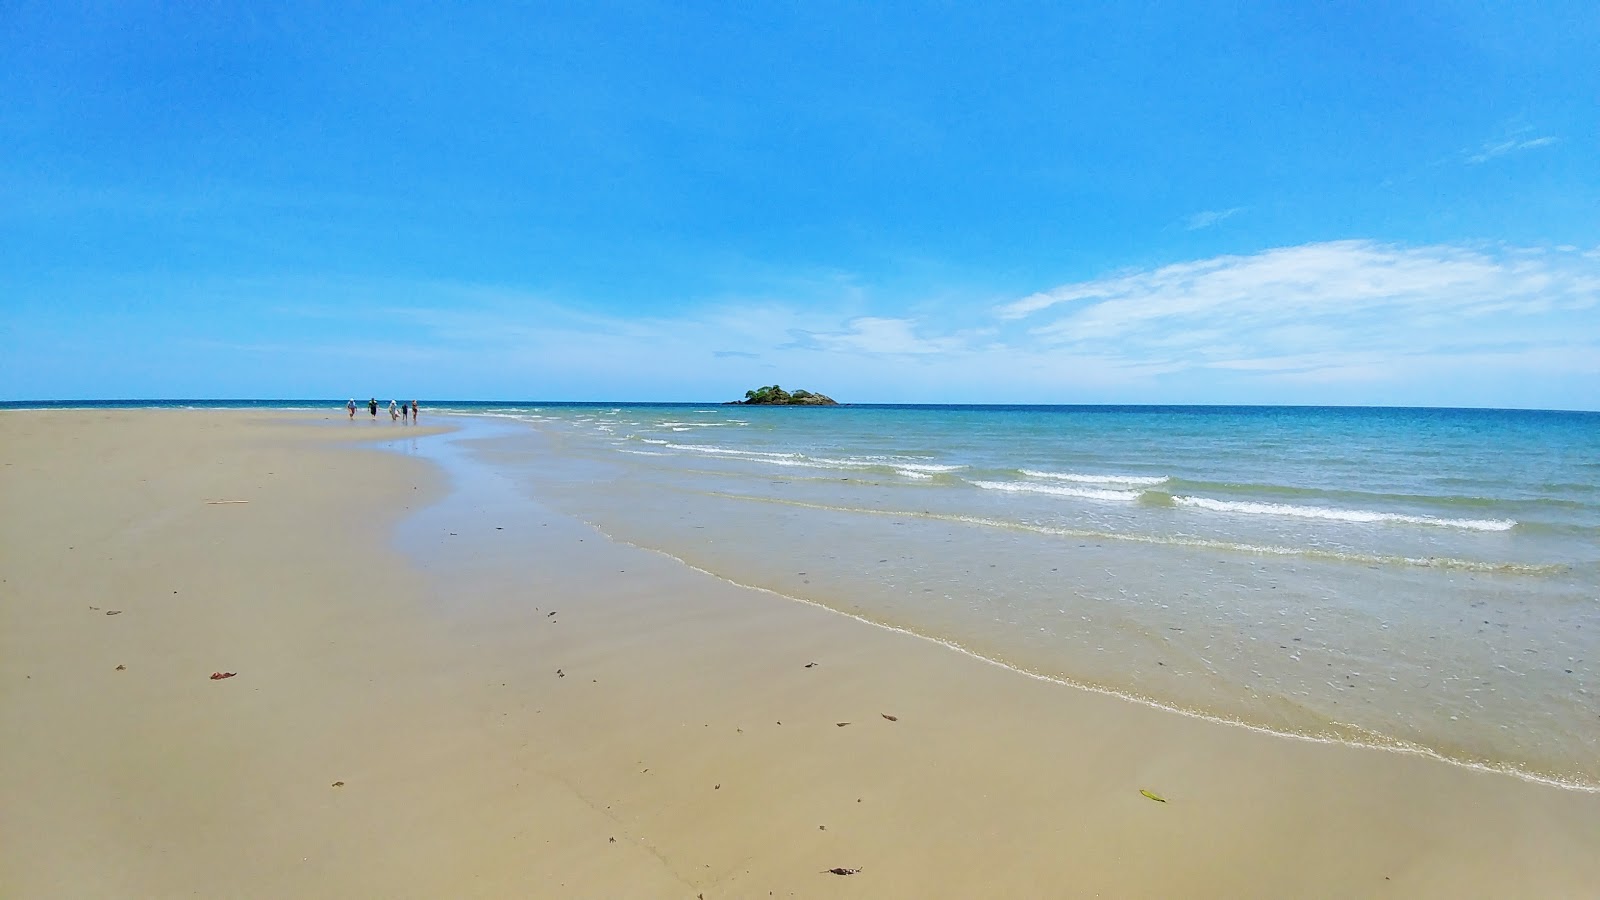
xmin=702 ymin=492 xmax=1561 ymax=575
xmin=971 ymin=480 xmax=1142 ymax=502
xmin=892 ymin=462 xmax=966 ymax=473
xmin=1021 ymin=469 xmax=1169 ymax=486
xmin=979 ymin=474 xmax=1521 ymax=532
xmin=662 ymin=443 xmax=965 ymax=477
xmin=665 ymin=443 xmax=802 ymax=460
xmin=1171 ymin=496 xmax=1517 ymax=532
xmin=1164 ymin=477 xmax=1579 ymax=511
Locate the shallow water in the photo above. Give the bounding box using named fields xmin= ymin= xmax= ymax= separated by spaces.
xmin=419 ymin=403 xmax=1599 ymax=789
xmin=21 ymin=400 xmax=1591 ymax=787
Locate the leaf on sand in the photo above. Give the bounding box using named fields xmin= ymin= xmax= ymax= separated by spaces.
xmin=210 ymin=672 xmax=236 ymax=680
xmin=1140 ymin=789 xmax=1167 ymax=803
xmin=835 ymin=722 xmax=850 ymax=727
xmin=331 ymin=781 xmax=344 ymax=787
xmin=881 ymin=714 xmax=898 ymax=721
xmin=824 ymin=867 xmax=861 ymax=876
xmin=115 ymin=665 xmax=126 ymax=671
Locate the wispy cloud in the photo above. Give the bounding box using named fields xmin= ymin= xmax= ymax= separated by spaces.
xmin=1184 ymin=207 xmax=1244 ymax=230
xmin=78 ymin=240 xmax=1595 ymax=406
xmin=992 ymin=240 xmax=1600 ymax=395
xmin=1465 ymin=135 xmax=1558 ymax=164
xmin=794 ymin=317 xmax=962 ymax=355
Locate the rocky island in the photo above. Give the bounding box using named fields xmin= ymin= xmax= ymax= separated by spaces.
xmin=728 ymin=385 xmax=838 ymax=405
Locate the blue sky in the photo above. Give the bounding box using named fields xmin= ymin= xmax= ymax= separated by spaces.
xmin=3 ymin=2 xmax=1597 ymax=407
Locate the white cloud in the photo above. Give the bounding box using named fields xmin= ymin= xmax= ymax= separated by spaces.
xmin=806 ymin=317 xmax=959 ymax=355
xmin=1184 ymin=207 xmax=1244 ymax=230
xmin=1465 ymin=135 xmax=1558 ymax=164
xmin=203 ymin=240 xmax=1600 ymax=406
xmin=990 ymin=240 xmax=1600 ymax=399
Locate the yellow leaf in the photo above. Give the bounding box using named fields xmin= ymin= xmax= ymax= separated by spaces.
xmin=1140 ymin=789 xmax=1167 ymax=803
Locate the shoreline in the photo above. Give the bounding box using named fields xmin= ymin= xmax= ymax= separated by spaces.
xmin=5 ymin=409 xmax=1598 ymax=897
xmin=590 ymin=529 xmax=1600 ymax=796
xmin=457 ymin=408 xmax=1600 ymax=793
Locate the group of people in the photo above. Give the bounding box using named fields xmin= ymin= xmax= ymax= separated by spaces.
xmin=348 ymin=397 xmax=421 ymax=423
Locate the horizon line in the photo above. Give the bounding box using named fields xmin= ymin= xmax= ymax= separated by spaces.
xmin=2 ymin=399 xmax=1596 ymax=415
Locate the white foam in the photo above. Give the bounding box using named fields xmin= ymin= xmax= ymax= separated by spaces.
xmin=893 ymin=462 xmax=965 ymax=473
xmin=972 ymin=479 xmax=1142 ymax=502
xmin=1172 ymin=496 xmax=1517 ymax=532
xmin=1021 ymin=469 xmax=1169 ymax=486
xmin=665 ymin=443 xmax=802 ymax=460
xmin=897 ymin=469 xmax=935 ymax=480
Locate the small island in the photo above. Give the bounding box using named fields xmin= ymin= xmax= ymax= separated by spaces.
xmin=729 ymin=385 xmax=838 ymax=405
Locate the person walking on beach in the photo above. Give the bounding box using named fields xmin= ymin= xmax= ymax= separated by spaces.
xmin=389 ymin=399 xmax=399 ymax=422
xmin=347 ymin=398 xmax=357 ymax=419
xmin=369 ymin=398 xmax=378 ymax=418
xmin=401 ymin=401 xmax=411 ymax=424
xmin=411 ymin=400 xmax=420 ymax=423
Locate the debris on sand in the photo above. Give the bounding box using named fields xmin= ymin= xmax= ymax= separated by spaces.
xmin=115 ymin=665 xmax=126 ymax=671
xmin=803 ymin=662 xmax=818 ymax=668
xmin=1140 ymin=789 xmax=1167 ymax=803
xmin=835 ymin=722 xmax=850 ymax=727
xmin=881 ymin=714 xmax=898 ymax=721
xmin=824 ymin=867 xmax=861 ymax=876
xmin=331 ymin=781 xmax=345 ymax=787
xmin=209 ymin=672 xmax=236 ymax=680
xmin=105 ymin=610 xmax=122 ymax=616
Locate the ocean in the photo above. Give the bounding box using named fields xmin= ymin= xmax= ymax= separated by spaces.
xmin=9 ymin=400 xmax=1596 ymax=789
xmin=427 ymin=402 xmax=1600 ymax=791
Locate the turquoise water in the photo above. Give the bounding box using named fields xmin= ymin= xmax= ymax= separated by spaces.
xmin=426 ymin=403 xmax=1599 ymax=789
xmin=10 ymin=401 xmax=1595 ymax=787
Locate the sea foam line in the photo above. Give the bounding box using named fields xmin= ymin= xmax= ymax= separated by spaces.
xmin=1021 ymin=469 xmax=1170 ymax=486
xmin=1172 ymin=496 xmax=1517 ymax=532
xmin=665 ymin=443 xmax=803 ymax=460
xmin=973 ymin=479 xmax=1142 ymax=502
xmin=663 ymin=443 xmax=963 ymax=475
xmin=700 ymin=492 xmax=1560 ymax=575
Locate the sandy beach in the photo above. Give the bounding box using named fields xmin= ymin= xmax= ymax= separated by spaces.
xmin=3 ymin=410 xmax=1598 ymax=898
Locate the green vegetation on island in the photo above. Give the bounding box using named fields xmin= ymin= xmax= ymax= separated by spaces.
xmin=732 ymin=385 xmax=838 ymax=405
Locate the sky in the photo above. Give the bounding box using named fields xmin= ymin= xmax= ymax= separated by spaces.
xmin=2 ymin=1 xmax=1597 ymax=408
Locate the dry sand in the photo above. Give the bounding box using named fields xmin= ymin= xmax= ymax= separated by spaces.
xmin=2 ymin=410 xmax=1597 ymax=898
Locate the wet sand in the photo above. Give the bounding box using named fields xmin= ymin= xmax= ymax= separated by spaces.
xmin=2 ymin=410 xmax=1597 ymax=898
